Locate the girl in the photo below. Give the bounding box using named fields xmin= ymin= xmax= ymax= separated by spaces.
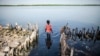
xmin=45 ymin=20 xmax=53 ymax=38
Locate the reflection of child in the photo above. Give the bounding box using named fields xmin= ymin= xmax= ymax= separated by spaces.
xmin=45 ymin=20 xmax=53 ymax=38
xmin=45 ymin=37 xmax=52 ymax=49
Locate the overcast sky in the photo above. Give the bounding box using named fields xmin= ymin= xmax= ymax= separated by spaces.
xmin=0 ymin=0 xmax=100 ymax=5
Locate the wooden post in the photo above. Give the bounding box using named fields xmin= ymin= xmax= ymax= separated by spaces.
xmin=60 ymin=33 xmax=70 ymax=56
xmin=70 ymin=48 xmax=74 ymax=56
xmin=3 ymin=46 xmax=10 ymax=56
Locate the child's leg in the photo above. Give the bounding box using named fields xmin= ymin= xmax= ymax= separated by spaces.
xmin=47 ymin=33 xmax=49 ymax=38
xmin=47 ymin=33 xmax=51 ymax=39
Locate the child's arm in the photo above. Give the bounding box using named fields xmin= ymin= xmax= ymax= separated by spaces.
xmin=45 ymin=25 xmax=46 ymax=32
xmin=51 ymin=28 xmax=53 ymax=33
xmin=50 ymin=25 xmax=53 ymax=33
xmin=45 ymin=28 xmax=46 ymax=32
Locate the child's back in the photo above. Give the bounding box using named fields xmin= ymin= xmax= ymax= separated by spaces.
xmin=45 ymin=20 xmax=53 ymax=38
xmin=45 ymin=20 xmax=52 ymax=33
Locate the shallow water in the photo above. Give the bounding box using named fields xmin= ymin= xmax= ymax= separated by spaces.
xmin=29 ymin=22 xmax=100 ymax=56
xmin=29 ymin=25 xmax=60 ymax=56
xmin=0 ymin=6 xmax=100 ymax=56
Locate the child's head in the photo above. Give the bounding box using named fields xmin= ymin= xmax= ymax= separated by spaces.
xmin=47 ymin=20 xmax=50 ymax=24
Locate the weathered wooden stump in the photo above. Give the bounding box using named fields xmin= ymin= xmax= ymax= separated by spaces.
xmin=8 ymin=41 xmax=20 ymax=56
xmin=60 ymin=26 xmax=74 ymax=56
xmin=60 ymin=33 xmax=70 ymax=56
xmin=3 ymin=46 xmax=10 ymax=56
xmin=0 ymin=52 xmax=5 ymax=56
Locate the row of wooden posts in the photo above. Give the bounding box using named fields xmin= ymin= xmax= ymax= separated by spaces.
xmin=0 ymin=23 xmax=39 ymax=56
xmin=60 ymin=25 xmax=100 ymax=56
xmin=60 ymin=25 xmax=100 ymax=40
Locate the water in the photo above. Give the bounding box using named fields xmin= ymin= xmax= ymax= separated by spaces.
xmin=0 ymin=6 xmax=100 ymax=56
xmin=0 ymin=6 xmax=100 ymax=26
xmin=29 ymin=28 xmax=60 ymax=56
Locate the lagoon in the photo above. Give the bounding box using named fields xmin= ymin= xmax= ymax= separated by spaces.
xmin=0 ymin=6 xmax=100 ymax=56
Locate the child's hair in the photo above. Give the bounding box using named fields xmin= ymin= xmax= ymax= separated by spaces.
xmin=47 ymin=20 xmax=50 ymax=24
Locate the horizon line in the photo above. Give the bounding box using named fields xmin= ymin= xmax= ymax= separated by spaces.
xmin=0 ymin=4 xmax=100 ymax=6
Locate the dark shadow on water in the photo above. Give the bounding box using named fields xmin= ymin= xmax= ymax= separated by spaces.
xmin=45 ymin=34 xmax=52 ymax=49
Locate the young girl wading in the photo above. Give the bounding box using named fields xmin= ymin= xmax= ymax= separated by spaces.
xmin=45 ymin=20 xmax=53 ymax=38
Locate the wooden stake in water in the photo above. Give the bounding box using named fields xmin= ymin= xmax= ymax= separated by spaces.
xmin=70 ymin=48 xmax=74 ymax=56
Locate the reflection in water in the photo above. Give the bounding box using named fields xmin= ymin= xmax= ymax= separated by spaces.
xmin=45 ymin=35 xmax=52 ymax=49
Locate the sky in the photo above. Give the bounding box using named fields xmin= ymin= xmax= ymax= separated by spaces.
xmin=0 ymin=0 xmax=100 ymax=5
